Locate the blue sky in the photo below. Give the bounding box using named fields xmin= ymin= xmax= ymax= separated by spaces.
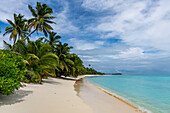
xmin=1 ymin=0 xmax=170 ymax=75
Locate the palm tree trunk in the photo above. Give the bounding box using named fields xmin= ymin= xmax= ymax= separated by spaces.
xmin=25 ymin=29 xmax=37 ymax=40
xmin=37 ymin=73 xmax=42 ymax=84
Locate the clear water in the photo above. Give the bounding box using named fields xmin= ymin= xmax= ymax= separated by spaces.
xmin=86 ymin=75 xmax=170 ymax=113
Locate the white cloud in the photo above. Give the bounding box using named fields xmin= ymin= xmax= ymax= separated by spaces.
xmin=108 ymin=47 xmax=144 ymax=59
xmin=82 ymin=0 xmax=125 ymax=11
xmin=52 ymin=2 xmax=79 ymax=34
xmin=69 ymin=38 xmax=104 ymax=50
xmin=83 ymin=0 xmax=170 ymax=52
xmin=0 ymin=0 xmax=35 ymax=22
xmin=94 ymin=41 xmax=105 ymax=45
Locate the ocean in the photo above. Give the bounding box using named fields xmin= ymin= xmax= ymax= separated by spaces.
xmin=86 ymin=75 xmax=170 ymax=113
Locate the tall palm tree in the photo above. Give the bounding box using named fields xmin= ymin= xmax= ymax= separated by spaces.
xmin=26 ymin=2 xmax=56 ymax=39
xmin=3 ymin=13 xmax=28 ymax=44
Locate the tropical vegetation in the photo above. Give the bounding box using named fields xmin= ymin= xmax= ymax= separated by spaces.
xmin=0 ymin=50 xmax=27 ymax=95
xmin=0 ymin=2 xmax=103 ymax=95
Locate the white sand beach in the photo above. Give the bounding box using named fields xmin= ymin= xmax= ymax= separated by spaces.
xmin=0 ymin=77 xmax=142 ymax=113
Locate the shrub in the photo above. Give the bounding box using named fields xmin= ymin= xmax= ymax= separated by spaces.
xmin=0 ymin=50 xmax=27 ymax=95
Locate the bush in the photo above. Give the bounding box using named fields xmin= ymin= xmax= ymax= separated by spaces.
xmin=0 ymin=50 xmax=27 ymax=95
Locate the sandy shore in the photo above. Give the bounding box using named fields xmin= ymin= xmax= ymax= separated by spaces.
xmin=0 ymin=77 xmax=93 ymax=113
xmin=75 ymin=78 xmax=143 ymax=113
xmin=0 ymin=76 xmax=142 ymax=113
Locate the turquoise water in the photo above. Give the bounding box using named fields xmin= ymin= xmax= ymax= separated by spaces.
xmin=86 ymin=75 xmax=170 ymax=113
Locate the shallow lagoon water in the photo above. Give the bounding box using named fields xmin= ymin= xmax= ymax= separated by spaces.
xmin=86 ymin=75 xmax=170 ymax=113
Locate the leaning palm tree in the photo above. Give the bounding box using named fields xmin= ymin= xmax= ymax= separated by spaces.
xmin=26 ymin=2 xmax=56 ymax=39
xmin=3 ymin=13 xmax=28 ymax=44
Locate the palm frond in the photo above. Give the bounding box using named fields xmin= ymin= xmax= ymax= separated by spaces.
xmin=6 ymin=19 xmax=15 ymax=27
xmin=44 ymin=20 xmax=56 ymax=24
xmin=27 ymin=53 xmax=39 ymax=60
xmin=3 ymin=40 xmax=12 ymax=50
xmin=44 ymin=22 xmax=53 ymax=30
xmin=28 ymin=5 xmax=37 ymax=17
xmin=3 ymin=29 xmax=13 ymax=36
xmin=5 ymin=26 xmax=13 ymax=31
xmin=44 ymin=16 xmax=56 ymax=20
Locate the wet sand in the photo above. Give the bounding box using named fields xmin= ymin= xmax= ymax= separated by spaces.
xmin=74 ymin=78 xmax=143 ymax=113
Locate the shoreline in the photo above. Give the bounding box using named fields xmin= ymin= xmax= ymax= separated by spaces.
xmin=85 ymin=79 xmax=148 ymax=113
xmin=75 ymin=75 xmax=145 ymax=113
xmin=0 ymin=75 xmax=148 ymax=113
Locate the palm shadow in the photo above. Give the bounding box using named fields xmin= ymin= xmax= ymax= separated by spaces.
xmin=0 ymin=89 xmax=33 ymax=107
xmin=42 ymin=78 xmax=61 ymax=85
xmin=55 ymin=76 xmax=76 ymax=81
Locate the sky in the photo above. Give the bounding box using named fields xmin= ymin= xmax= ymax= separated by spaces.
xmin=0 ymin=0 xmax=170 ymax=75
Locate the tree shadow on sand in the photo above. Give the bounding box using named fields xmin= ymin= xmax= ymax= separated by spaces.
xmin=0 ymin=89 xmax=33 ymax=107
xmin=55 ymin=76 xmax=76 ymax=81
xmin=42 ymin=78 xmax=61 ymax=85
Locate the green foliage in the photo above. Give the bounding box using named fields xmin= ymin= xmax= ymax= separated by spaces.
xmin=25 ymin=39 xmax=59 ymax=83
xmin=25 ymin=71 xmax=39 ymax=83
xmin=0 ymin=77 xmax=21 ymax=95
xmin=44 ymin=31 xmax=61 ymax=48
xmin=68 ymin=54 xmax=85 ymax=77
xmin=0 ymin=50 xmax=27 ymax=95
xmin=84 ymin=67 xmax=104 ymax=75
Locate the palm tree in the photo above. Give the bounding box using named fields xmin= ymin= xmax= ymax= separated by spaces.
xmin=26 ymin=2 xmax=56 ymax=39
xmin=54 ymin=42 xmax=74 ymax=77
xmin=44 ymin=31 xmax=61 ymax=48
xmin=27 ymin=53 xmax=59 ymax=84
xmin=27 ymin=37 xmax=53 ymax=57
xmin=55 ymin=42 xmax=73 ymax=56
xmin=3 ymin=13 xmax=28 ymax=44
xmin=13 ymin=39 xmax=28 ymax=56
xmin=11 ymin=38 xmax=59 ymax=83
xmin=69 ymin=54 xmax=85 ymax=77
